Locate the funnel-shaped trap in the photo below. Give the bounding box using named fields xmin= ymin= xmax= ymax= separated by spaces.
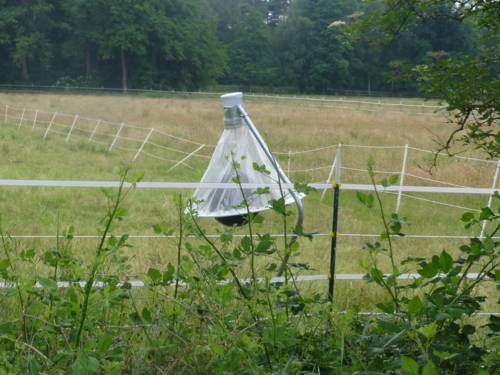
xmin=191 ymin=92 xmax=303 ymax=226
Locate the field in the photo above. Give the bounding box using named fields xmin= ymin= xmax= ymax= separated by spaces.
xmin=0 ymin=91 xmax=497 ymax=309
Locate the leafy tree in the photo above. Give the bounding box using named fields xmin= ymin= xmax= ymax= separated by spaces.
xmin=225 ymin=7 xmax=275 ymax=87
xmin=147 ymin=0 xmax=225 ymax=89
xmin=0 ymin=0 xmax=58 ymax=82
xmin=92 ymin=0 xmax=154 ymax=91
xmin=63 ymin=0 xmax=103 ymax=82
xmin=353 ymin=0 xmax=499 ymax=158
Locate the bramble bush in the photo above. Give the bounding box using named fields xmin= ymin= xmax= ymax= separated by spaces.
xmin=0 ymin=165 xmax=498 ymax=374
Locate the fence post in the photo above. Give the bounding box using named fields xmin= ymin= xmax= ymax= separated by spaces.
xmin=396 ymin=144 xmax=409 ymax=213
xmin=133 ymin=128 xmax=154 ymax=161
xmin=328 ymin=145 xmax=342 ymax=302
xmin=32 ymin=110 xmax=38 ymax=130
xmin=65 ymin=114 xmax=79 ymax=141
xmin=17 ymin=108 xmax=26 ymax=128
xmin=321 ymin=144 xmax=340 ymax=201
xmin=4 ymin=104 xmax=8 ymax=123
xmin=108 ymin=122 xmax=125 ymax=151
xmin=88 ymin=119 xmax=101 ymax=142
xmin=43 ymin=112 xmax=58 ymax=139
xmin=287 ymin=150 xmax=291 ymax=176
xmin=480 ymin=160 xmax=500 ymax=239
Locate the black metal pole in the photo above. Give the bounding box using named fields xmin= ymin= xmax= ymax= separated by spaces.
xmin=328 ymin=182 xmax=340 ymax=302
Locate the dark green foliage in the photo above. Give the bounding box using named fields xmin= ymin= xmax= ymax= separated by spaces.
xmin=0 ymin=0 xmax=484 ymax=93
xmin=353 ymin=0 xmax=499 ymax=157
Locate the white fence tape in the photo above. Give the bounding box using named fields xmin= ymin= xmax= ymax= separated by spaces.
xmin=0 ymin=272 xmax=489 ymax=290
xmin=0 ymin=179 xmax=498 ymax=195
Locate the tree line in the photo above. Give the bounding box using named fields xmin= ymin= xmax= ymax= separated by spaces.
xmin=0 ymin=0 xmax=481 ymax=94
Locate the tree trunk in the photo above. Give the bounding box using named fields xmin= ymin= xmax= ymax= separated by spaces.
xmin=121 ymin=48 xmax=128 ymax=92
xmin=85 ymin=45 xmax=91 ymax=78
xmin=21 ymin=58 xmax=29 ymax=82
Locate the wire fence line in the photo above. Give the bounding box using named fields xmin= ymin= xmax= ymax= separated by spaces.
xmin=3 ymin=102 xmax=494 ymax=157
xmin=0 ymin=83 xmax=446 ymax=108
xmin=7 ymin=233 xmax=498 ymax=240
xmin=3 ymin=102 xmax=497 ymax=161
xmin=2 ymin=102 xmax=499 ymax=218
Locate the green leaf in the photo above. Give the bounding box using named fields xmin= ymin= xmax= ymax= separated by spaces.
xmin=20 ymin=249 xmax=36 ymax=260
xmin=369 ymin=267 xmax=384 ymax=284
xmin=146 ymin=268 xmax=161 ymax=283
xmin=422 ymin=361 xmax=438 ymax=375
xmin=115 ymin=207 xmax=128 ymax=220
xmin=376 ymin=302 xmax=395 ymax=314
xmin=356 ymin=192 xmax=374 ymax=208
xmin=294 ymin=181 xmax=316 ymax=194
xmin=153 ymin=222 xmax=173 ymax=236
xmin=252 ymin=214 xmax=264 ymax=224
xmin=219 ymin=231 xmax=233 ymax=244
xmin=252 ymin=162 xmax=271 ymax=175
xmin=142 ymin=307 xmax=152 ymax=323
xmin=401 ymin=356 xmax=419 ymax=375
xmin=461 ymin=212 xmax=474 ymax=222
xmin=255 ymin=234 xmax=273 ymax=255
xmin=255 ymin=187 xmax=270 ymax=195
xmin=163 ymin=263 xmax=175 ymax=284
xmin=126 ymin=171 xmax=144 ymax=185
xmin=38 ymin=277 xmax=57 ymax=291
xmin=240 ymin=236 xmax=252 ymax=252
xmin=439 ymin=250 xmax=453 ymax=272
xmin=418 ymin=322 xmax=437 ymax=340
xmin=418 ymin=262 xmax=438 ymax=278
xmin=408 ymin=296 xmax=424 ymax=316
xmin=483 ymin=237 xmax=495 ymax=252
xmin=479 ymin=207 xmax=494 ymax=221
xmin=388 ymin=174 xmax=399 ymax=185
xmin=97 ymin=334 xmax=113 ymax=353
xmin=271 ymin=198 xmax=287 ymax=215
xmin=71 ymin=354 xmax=100 ymax=375
xmin=0 ymin=259 xmax=10 ymax=272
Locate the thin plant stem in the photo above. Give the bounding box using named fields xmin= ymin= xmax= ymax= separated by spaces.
xmin=74 ymin=172 xmax=128 ymax=350
xmin=369 ymin=171 xmax=400 ymax=311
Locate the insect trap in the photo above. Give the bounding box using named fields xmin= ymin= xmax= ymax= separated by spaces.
xmin=191 ymin=92 xmax=304 ymax=227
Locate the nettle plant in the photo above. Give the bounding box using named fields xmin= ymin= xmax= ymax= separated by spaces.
xmin=355 ymin=160 xmax=499 ymax=374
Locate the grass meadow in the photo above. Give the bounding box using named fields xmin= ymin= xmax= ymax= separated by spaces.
xmin=0 ymin=92 xmax=497 ymax=309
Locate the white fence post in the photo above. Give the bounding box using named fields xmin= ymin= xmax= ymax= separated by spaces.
xmin=480 ymin=160 xmax=500 ymax=239
xmin=396 ymin=144 xmax=409 ymax=213
xmin=43 ymin=112 xmax=58 ymax=139
xmin=32 ymin=110 xmax=38 ymax=130
xmin=17 ymin=108 xmax=26 ymax=128
xmin=335 ymin=145 xmax=342 ymax=184
xmin=88 ymin=119 xmax=101 ymax=142
xmin=133 ymin=128 xmax=154 ymax=161
xmin=108 ymin=122 xmax=125 ymax=151
xmin=287 ymin=150 xmax=291 ymax=176
xmin=321 ymin=144 xmax=340 ymax=201
xmin=65 ymin=114 xmax=79 ymax=142
xmin=4 ymin=104 xmax=8 ymax=123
